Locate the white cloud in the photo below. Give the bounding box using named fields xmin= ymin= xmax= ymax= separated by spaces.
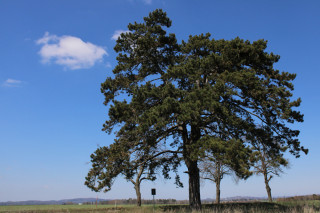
xmin=36 ymin=32 xmax=107 ymax=70
xmin=2 ymin=79 xmax=24 ymax=87
xmin=111 ymin=30 xmax=130 ymax=41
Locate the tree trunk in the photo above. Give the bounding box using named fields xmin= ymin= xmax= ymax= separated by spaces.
xmin=182 ymin=124 xmax=201 ymax=210
xmin=135 ymin=183 xmax=142 ymax=206
xmin=186 ymin=159 xmax=201 ymax=210
xmin=264 ymin=173 xmax=272 ymax=202
xmin=214 ymin=161 xmax=222 ymax=204
xmin=216 ymin=177 xmax=221 ymax=204
xmin=261 ymin=154 xmax=272 ymax=202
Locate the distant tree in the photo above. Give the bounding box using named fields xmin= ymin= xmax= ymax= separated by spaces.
xmin=85 ymin=139 xmax=159 ymax=206
xmin=246 ymin=102 xmax=300 ymax=202
xmin=199 ymin=136 xmax=252 ymax=204
xmin=249 ymin=126 xmax=290 ymax=202
xmin=251 ymin=145 xmax=288 ymax=202
xmin=96 ymin=9 xmax=307 ymax=210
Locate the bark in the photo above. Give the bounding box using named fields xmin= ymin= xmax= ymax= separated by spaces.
xmin=216 ymin=178 xmax=221 ymax=204
xmin=135 ymin=182 xmax=142 ymax=206
xmin=133 ymin=166 xmax=145 ymax=207
xmin=215 ymin=162 xmax=221 ymax=204
xmin=261 ymin=155 xmax=272 ymax=202
xmin=264 ymin=172 xmax=272 ymax=202
xmin=186 ymin=159 xmax=201 ymax=210
xmin=182 ymin=124 xmax=202 ymax=210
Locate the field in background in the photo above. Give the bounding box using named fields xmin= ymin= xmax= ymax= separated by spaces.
xmin=1 ymin=201 xmax=320 ymax=213
xmin=0 ymin=204 xmax=132 ymax=213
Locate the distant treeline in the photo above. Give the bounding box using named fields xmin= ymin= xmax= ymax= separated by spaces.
xmin=277 ymin=194 xmax=320 ymax=201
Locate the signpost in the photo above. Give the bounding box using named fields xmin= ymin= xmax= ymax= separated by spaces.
xmin=151 ymin=188 xmax=156 ymax=212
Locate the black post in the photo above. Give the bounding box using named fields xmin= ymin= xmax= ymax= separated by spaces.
xmin=151 ymin=188 xmax=156 ymax=212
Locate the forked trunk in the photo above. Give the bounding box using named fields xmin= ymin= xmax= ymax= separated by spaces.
xmin=186 ymin=159 xmax=201 ymax=210
xmin=264 ymin=173 xmax=272 ymax=202
xmin=261 ymin=154 xmax=272 ymax=202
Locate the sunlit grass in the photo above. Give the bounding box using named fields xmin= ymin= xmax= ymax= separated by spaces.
xmin=0 ymin=204 xmax=125 ymax=212
xmin=277 ymin=199 xmax=320 ymax=207
xmin=0 ymin=201 xmax=319 ymax=213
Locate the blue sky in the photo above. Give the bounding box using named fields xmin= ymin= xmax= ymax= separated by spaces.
xmin=1 ymin=0 xmax=320 ymax=202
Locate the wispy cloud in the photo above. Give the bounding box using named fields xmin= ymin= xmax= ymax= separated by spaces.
xmin=105 ymin=62 xmax=112 ymax=68
xmin=142 ymin=0 xmax=152 ymax=4
xmin=111 ymin=30 xmax=130 ymax=41
xmin=36 ymin=32 xmax=107 ymax=70
xmin=2 ymin=79 xmax=24 ymax=87
xmin=128 ymin=0 xmax=153 ymax=5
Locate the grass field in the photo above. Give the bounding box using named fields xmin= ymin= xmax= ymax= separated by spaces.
xmin=278 ymin=199 xmax=320 ymax=207
xmin=1 ymin=201 xmax=320 ymax=213
xmin=0 ymin=204 xmax=133 ymax=213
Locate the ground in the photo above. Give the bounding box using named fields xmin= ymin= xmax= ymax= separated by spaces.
xmin=0 ymin=201 xmax=319 ymax=213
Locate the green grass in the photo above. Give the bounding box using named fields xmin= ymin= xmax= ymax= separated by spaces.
xmin=0 ymin=204 xmax=126 ymax=212
xmin=278 ymin=199 xmax=320 ymax=207
xmin=0 ymin=204 xmax=163 ymax=213
xmin=160 ymin=201 xmax=320 ymax=213
xmin=1 ymin=201 xmax=320 ymax=213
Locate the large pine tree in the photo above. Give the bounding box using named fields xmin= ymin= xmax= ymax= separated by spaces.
xmin=91 ymin=9 xmax=306 ymax=210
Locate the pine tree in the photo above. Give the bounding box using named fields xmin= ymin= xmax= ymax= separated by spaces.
xmin=85 ymin=139 xmax=160 ymax=206
xmin=92 ymin=9 xmax=306 ymax=210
